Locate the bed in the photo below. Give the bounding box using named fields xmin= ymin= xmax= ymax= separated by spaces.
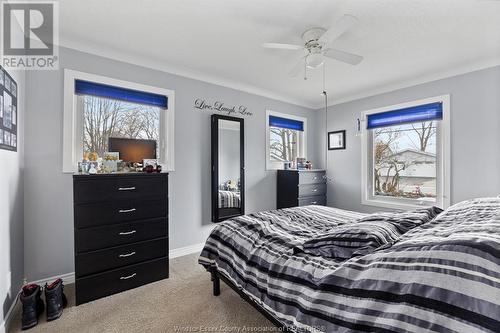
xmin=218 ymin=190 xmax=241 ymax=208
xmin=199 ymin=198 xmax=500 ymax=333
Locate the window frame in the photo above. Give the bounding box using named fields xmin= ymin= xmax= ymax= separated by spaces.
xmin=360 ymin=95 xmax=450 ymax=210
xmin=265 ymin=110 xmax=307 ymax=170
xmin=63 ymin=69 xmax=175 ymax=173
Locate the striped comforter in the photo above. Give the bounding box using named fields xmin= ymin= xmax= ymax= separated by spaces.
xmin=199 ymin=199 xmax=500 ymax=333
xmin=218 ymin=190 xmax=241 ymax=208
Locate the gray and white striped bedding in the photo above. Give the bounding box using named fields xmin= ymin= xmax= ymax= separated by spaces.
xmin=199 ymin=199 xmax=500 ymax=333
xmin=297 ymin=207 xmax=443 ymax=259
xmin=218 ymin=190 xmax=241 ymax=208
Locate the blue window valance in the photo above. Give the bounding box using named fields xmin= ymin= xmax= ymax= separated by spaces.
xmin=75 ymin=80 xmax=168 ymax=109
xmin=367 ymin=102 xmax=443 ymax=129
xmin=269 ymin=115 xmax=304 ymax=131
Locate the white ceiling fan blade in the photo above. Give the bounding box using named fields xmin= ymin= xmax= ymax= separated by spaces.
xmin=324 ymin=48 xmax=363 ymax=65
xmin=318 ymin=14 xmax=358 ymax=47
xmin=288 ymin=57 xmax=305 ymax=77
xmin=262 ymin=43 xmax=303 ymax=50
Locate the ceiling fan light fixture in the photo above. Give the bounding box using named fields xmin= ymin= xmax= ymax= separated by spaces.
xmin=306 ymin=53 xmax=324 ymax=69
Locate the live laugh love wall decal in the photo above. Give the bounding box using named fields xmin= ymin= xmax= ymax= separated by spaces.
xmin=194 ymin=98 xmax=253 ymax=116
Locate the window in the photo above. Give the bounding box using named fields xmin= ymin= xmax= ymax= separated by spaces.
xmin=361 ymin=96 xmax=450 ymax=209
xmin=63 ymin=70 xmax=175 ymax=172
xmin=266 ymin=110 xmax=307 ymax=170
xmin=81 ymin=95 xmax=161 ymax=159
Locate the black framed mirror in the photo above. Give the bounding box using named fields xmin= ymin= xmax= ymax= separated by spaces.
xmin=211 ymin=114 xmax=245 ymax=222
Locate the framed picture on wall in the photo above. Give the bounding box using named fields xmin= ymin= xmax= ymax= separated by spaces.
xmin=328 ymin=130 xmax=346 ymax=150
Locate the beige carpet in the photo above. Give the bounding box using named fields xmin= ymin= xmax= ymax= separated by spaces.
xmin=8 ymin=254 xmax=274 ymax=333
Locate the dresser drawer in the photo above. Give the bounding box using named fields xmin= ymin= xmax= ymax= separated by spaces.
xmin=75 ymin=257 xmax=168 ymax=305
xmin=76 ymin=238 xmax=167 ymax=277
xmin=298 ymin=184 xmax=326 ymax=197
xmin=75 ymin=218 xmax=167 ymax=253
xmin=299 ymin=172 xmax=326 ymax=184
xmin=298 ymin=195 xmax=326 ymax=206
xmin=74 ymin=198 xmax=167 ymax=228
xmin=74 ymin=175 xmax=167 ymax=204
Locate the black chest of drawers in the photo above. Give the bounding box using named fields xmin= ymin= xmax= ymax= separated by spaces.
xmin=277 ymin=170 xmax=327 ymax=209
xmin=73 ymin=173 xmax=169 ymax=305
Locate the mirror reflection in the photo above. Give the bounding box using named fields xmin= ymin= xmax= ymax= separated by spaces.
xmin=218 ymin=119 xmax=241 ymax=212
xmin=212 ymin=115 xmax=244 ymax=222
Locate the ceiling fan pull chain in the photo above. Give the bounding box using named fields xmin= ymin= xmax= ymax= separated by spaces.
xmin=322 ymin=61 xmax=326 ymax=92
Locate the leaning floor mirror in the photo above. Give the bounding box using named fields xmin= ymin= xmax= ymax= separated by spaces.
xmin=211 ymin=114 xmax=245 ymax=222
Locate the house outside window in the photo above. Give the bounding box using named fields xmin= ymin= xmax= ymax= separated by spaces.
xmin=361 ymin=96 xmax=450 ymax=210
xmin=266 ymin=110 xmax=307 ymax=170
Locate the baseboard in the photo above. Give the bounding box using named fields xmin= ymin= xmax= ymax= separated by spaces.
xmin=29 ymin=271 xmax=76 ymax=287
xmin=23 ymin=242 xmax=205 ymax=287
xmin=169 ymin=242 xmax=205 ymax=259
xmin=1 ymin=287 xmax=22 ymax=333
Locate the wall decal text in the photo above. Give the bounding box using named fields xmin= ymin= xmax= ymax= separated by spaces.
xmin=194 ymin=98 xmax=252 ymax=116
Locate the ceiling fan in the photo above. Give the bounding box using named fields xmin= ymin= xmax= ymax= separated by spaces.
xmin=262 ymin=15 xmax=364 ymax=77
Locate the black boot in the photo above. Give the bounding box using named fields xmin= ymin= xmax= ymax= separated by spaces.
xmin=20 ymin=284 xmax=44 ymax=330
xmin=44 ymin=279 xmax=67 ymax=321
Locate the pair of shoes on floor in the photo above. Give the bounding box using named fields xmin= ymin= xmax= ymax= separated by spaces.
xmin=19 ymin=278 xmax=68 ymax=330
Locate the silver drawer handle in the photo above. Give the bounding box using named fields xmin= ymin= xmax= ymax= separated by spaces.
xmin=118 ymin=208 xmax=136 ymax=213
xmin=118 ymin=187 xmax=136 ymax=191
xmin=118 ymin=251 xmax=136 ymax=258
xmin=120 ymin=273 xmax=136 ymax=280
xmin=118 ymin=230 xmax=136 ymax=236
xmin=312 ymin=188 xmax=318 ymax=192
xmin=313 ymin=177 xmax=318 ymax=180
xmin=311 ymin=201 xmax=318 ymax=204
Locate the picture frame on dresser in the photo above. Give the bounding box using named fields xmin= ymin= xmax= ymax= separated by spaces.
xmin=73 ymin=172 xmax=169 ymax=305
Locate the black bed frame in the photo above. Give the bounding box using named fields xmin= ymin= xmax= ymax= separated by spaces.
xmin=208 ymin=267 xmax=291 ymax=331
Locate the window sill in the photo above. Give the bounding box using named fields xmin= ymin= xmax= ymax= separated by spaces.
xmin=361 ymin=197 xmax=437 ymax=211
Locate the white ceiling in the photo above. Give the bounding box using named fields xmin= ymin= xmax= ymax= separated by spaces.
xmin=58 ymin=0 xmax=500 ymax=108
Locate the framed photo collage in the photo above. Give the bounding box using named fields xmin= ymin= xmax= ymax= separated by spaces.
xmin=0 ymin=65 xmax=18 ymax=152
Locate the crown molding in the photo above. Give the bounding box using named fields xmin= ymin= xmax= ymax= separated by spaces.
xmin=58 ymin=38 xmax=500 ymax=111
xmin=58 ymin=37 xmax=315 ymax=109
xmin=316 ymin=58 xmax=500 ymax=109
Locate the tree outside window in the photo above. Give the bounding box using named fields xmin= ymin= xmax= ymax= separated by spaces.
xmin=269 ymin=127 xmax=300 ymax=162
xmin=82 ymin=95 xmax=160 ymax=158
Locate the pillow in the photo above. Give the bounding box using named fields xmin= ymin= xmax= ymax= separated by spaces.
xmin=357 ymin=206 xmax=443 ymax=234
xmin=296 ymin=206 xmax=443 ymax=259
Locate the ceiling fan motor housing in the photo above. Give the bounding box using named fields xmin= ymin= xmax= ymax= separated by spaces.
xmin=302 ymin=27 xmax=327 ymax=45
xmin=302 ymin=27 xmax=326 ymax=68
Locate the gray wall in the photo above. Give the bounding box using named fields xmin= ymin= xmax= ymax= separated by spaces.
xmin=219 ymin=128 xmax=240 ymax=185
xmin=323 ymin=66 xmax=500 ymax=213
xmin=0 ymin=69 xmax=25 ymax=328
xmin=24 ymin=47 xmax=321 ymax=281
